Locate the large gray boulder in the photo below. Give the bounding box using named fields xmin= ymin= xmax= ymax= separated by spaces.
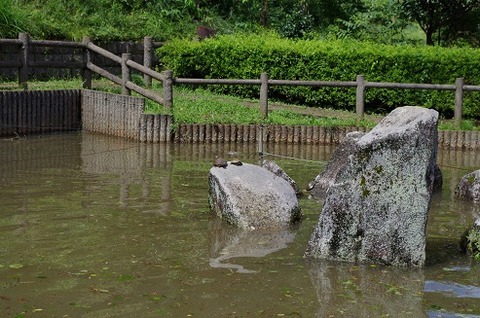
xmin=308 ymin=131 xmax=365 ymax=199
xmin=308 ymin=131 xmax=443 ymax=199
xmin=208 ymin=162 xmax=302 ymax=230
xmin=305 ymin=106 xmax=439 ymax=267
xmin=455 ymin=170 xmax=480 ymax=203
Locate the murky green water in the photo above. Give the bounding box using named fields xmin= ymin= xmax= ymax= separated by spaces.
xmin=1 ymin=132 xmax=480 ymax=318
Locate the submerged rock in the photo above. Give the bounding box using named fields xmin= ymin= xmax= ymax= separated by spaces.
xmin=305 ymin=106 xmax=439 ymax=267
xmin=261 ymin=159 xmax=301 ymax=195
xmin=308 ymin=131 xmax=365 ymax=199
xmin=208 ymin=162 xmax=302 ymax=230
xmin=460 ymin=218 xmax=480 ymax=259
xmin=455 ymin=170 xmax=480 ymax=203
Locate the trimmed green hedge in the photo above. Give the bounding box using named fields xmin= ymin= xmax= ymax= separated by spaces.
xmin=159 ymin=33 xmax=480 ymax=119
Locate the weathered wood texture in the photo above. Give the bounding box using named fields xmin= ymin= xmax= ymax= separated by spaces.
xmin=0 ymin=90 xmax=81 ymax=137
xmin=0 ymin=36 xmax=162 ymax=80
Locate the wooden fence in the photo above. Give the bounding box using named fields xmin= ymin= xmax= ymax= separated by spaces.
xmin=0 ymin=33 xmax=162 ymax=88
xmin=1 ymin=33 xmax=480 ymax=127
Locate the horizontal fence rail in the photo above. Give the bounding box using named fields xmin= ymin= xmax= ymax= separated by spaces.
xmin=175 ymin=74 xmax=476 ymax=126
xmin=0 ymin=33 xmax=163 ymax=92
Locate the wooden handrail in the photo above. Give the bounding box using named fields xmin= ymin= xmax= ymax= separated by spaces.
xmin=126 ymin=59 xmax=164 ymax=82
xmin=30 ymin=39 xmax=85 ymax=48
xmin=85 ymin=42 xmax=122 ymax=64
xmin=87 ymin=62 xmax=123 ymax=86
xmin=175 ymin=78 xmax=261 ymax=85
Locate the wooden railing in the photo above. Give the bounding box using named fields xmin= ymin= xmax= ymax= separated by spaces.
xmin=0 ymin=33 xmax=170 ymax=108
xmin=1 ymin=33 xmax=480 ymax=126
xmin=175 ymin=74 xmax=480 ymax=126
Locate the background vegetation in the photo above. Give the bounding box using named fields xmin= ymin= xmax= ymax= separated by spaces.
xmin=2 ymin=0 xmax=480 ymax=46
xmin=160 ymin=33 xmax=480 ymax=119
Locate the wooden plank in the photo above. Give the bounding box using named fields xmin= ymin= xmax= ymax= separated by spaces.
xmin=0 ymin=92 xmax=5 ymax=136
xmin=205 ymin=124 xmax=212 ymax=143
xmin=234 ymin=125 xmax=242 ymax=142
xmin=9 ymin=92 xmax=17 ymax=136
xmin=153 ymin=114 xmax=160 ymax=142
xmin=0 ymin=60 xmax=22 ymax=68
xmin=52 ymin=90 xmax=59 ymax=132
xmin=249 ymin=125 xmax=256 ymax=143
xmin=17 ymin=91 xmax=26 ymax=135
xmin=29 ymin=61 xmax=84 ymax=68
xmin=139 ymin=114 xmax=147 ymax=142
xmin=159 ymin=115 xmax=167 ymax=142
xmin=27 ymin=90 xmax=35 ymax=134
xmin=31 ymin=39 xmax=84 ymax=48
xmin=224 ymin=124 xmax=230 ymax=143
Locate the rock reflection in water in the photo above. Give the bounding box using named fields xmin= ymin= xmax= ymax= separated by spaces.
xmin=427 ymin=311 xmax=480 ymax=318
xmin=425 ymin=280 xmax=480 ymax=299
xmin=208 ymin=219 xmax=296 ymax=273
xmin=307 ymin=260 xmax=425 ymax=317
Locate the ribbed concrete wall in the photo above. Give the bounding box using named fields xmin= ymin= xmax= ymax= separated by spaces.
xmin=173 ymin=123 xmax=480 ymax=150
xmin=81 ymin=90 xmax=173 ymax=142
xmin=2 ymin=89 xmax=479 ymax=149
xmin=0 ymin=90 xmax=81 ymax=137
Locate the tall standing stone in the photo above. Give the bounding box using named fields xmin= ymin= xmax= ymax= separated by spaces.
xmin=305 ymin=106 xmax=439 ymax=267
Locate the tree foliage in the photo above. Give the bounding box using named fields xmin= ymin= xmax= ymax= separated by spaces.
xmin=2 ymin=0 xmax=479 ymax=46
xmin=402 ymin=0 xmax=480 ymax=45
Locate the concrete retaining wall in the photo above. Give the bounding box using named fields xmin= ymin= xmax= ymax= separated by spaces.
xmin=0 ymin=90 xmax=81 ymax=137
xmin=1 ymin=89 xmax=480 ymax=150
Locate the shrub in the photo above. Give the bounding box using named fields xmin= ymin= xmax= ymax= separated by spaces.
xmin=159 ymin=33 xmax=480 ymax=119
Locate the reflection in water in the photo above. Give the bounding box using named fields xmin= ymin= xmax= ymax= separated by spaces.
xmin=208 ymin=219 xmax=297 ymax=273
xmin=308 ymin=260 xmax=426 ymax=317
xmin=427 ymin=311 xmax=480 ymax=318
xmin=425 ymin=281 xmax=480 ymax=299
xmin=2 ymin=132 xmax=480 ymax=317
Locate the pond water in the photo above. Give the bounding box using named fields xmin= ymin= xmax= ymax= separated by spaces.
xmin=1 ymin=132 xmax=480 ymax=318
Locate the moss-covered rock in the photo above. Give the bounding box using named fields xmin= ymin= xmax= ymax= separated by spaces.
xmin=455 ymin=170 xmax=480 ymax=203
xmin=305 ymin=106 xmax=439 ymax=267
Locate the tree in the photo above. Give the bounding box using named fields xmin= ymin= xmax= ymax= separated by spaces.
xmin=402 ymin=0 xmax=480 ymax=45
xmin=337 ymin=0 xmax=410 ymax=44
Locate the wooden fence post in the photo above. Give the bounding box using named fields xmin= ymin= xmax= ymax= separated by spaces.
xmin=260 ymin=72 xmax=269 ymax=119
xmin=162 ymin=70 xmax=173 ymax=109
xmin=356 ymin=74 xmax=365 ymax=118
xmin=122 ymin=53 xmax=131 ymax=95
xmin=18 ymin=32 xmax=30 ymax=90
xmin=82 ymin=36 xmax=92 ymax=89
xmin=455 ymin=77 xmax=464 ymax=128
xmin=143 ymin=36 xmax=153 ymax=88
